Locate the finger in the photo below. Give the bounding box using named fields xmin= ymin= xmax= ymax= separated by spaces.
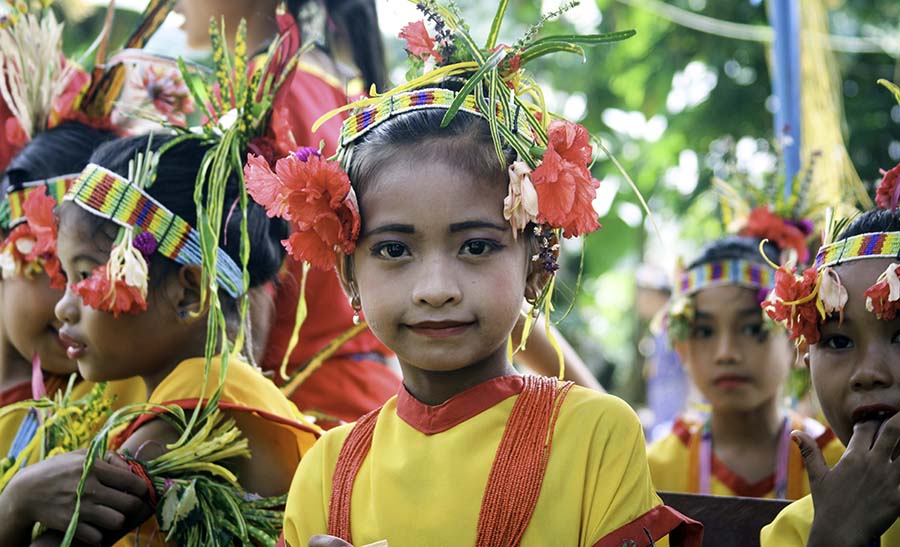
xmin=78 ymin=502 xmax=127 ymax=531
xmin=793 ymin=430 xmax=828 ymax=485
xmin=872 ymin=413 xmax=900 ymax=460
xmin=72 ymin=522 xmax=104 ymax=546
xmin=89 ymin=486 xmax=146 ymax=517
xmin=847 ymin=420 xmax=880 ymax=452
xmin=91 ymin=460 xmax=149 ymax=497
xmin=308 ymin=535 xmax=354 ymax=547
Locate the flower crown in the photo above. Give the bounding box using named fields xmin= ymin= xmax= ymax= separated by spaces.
xmin=0 ymin=0 xmax=177 ymax=171
xmin=765 ymin=82 xmax=900 ymax=344
xmin=63 ymin=160 xmax=246 ymax=317
xmin=244 ymin=0 xmax=635 ymax=276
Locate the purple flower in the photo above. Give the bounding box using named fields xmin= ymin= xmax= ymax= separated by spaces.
xmin=294 ymin=147 xmax=321 ymax=162
xmin=133 ymin=232 xmax=158 ymax=259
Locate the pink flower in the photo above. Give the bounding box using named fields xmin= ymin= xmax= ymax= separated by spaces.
xmin=399 ymin=21 xmax=443 ymax=62
xmin=22 ymin=189 xmax=65 ymax=289
xmin=244 ymin=153 xmax=359 ymax=270
xmin=72 ymin=265 xmax=147 ymax=317
xmin=876 ymin=162 xmax=900 ymax=210
xmin=531 ymin=121 xmax=601 ymax=238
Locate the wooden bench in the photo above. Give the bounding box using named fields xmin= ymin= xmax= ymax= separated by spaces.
xmin=659 ymin=491 xmax=791 ymax=547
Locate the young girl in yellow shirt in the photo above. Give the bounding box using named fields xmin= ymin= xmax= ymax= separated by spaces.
xmin=252 ymin=2 xmax=701 ymax=546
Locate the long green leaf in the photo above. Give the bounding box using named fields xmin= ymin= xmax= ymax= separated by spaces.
xmin=520 ymin=43 xmax=586 ymax=66
xmin=440 ymin=49 xmax=506 ymax=127
xmin=524 ymin=29 xmax=636 ymax=51
xmin=485 ymin=0 xmax=509 ymax=49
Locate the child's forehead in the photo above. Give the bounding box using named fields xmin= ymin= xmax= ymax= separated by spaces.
xmin=833 ymin=258 xmax=894 ymax=293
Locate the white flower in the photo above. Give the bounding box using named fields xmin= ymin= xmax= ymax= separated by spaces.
xmin=14 ymin=236 xmax=34 ymax=255
xmin=819 ymin=268 xmax=848 ymax=315
xmin=503 ymin=161 xmax=539 ymax=238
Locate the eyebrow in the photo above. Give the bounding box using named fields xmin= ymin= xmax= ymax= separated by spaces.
xmin=737 ymin=308 xmax=763 ymax=317
xmin=449 ymin=220 xmax=509 ymax=233
xmin=363 ymin=223 xmax=415 ymax=237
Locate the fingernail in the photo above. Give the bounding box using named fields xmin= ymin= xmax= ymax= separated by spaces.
xmin=790 ymin=431 xmax=801 ymax=445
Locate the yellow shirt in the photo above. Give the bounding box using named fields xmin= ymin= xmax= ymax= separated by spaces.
xmin=283 ymin=375 xmax=700 ymax=547
xmin=761 ymin=494 xmax=900 ymax=545
xmin=648 ymin=414 xmax=844 ymax=499
xmin=113 ymin=356 xmax=320 ymax=546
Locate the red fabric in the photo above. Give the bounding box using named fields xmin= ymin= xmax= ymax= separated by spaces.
xmin=593 ymin=505 xmax=703 ymax=547
xmin=281 ymin=354 xmax=399 ymax=430
xmin=0 ymin=95 xmax=22 ymax=174
xmin=396 ymin=375 xmax=524 ymax=435
xmin=0 ymin=380 xmax=32 ymax=407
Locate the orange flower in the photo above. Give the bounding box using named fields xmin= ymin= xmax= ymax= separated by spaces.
xmin=23 ymin=188 xmax=66 ymax=289
xmin=864 ymin=264 xmax=900 ymax=320
xmin=741 ymin=206 xmax=809 ymax=263
xmin=876 ymin=162 xmax=900 ymax=211
xmin=245 ymin=153 xmax=359 ymax=270
xmin=764 ymin=266 xmax=822 ymax=344
xmin=73 ymin=265 xmax=147 ymax=318
xmin=399 ymin=20 xmax=443 ymax=62
xmin=531 ymin=121 xmax=601 ymax=238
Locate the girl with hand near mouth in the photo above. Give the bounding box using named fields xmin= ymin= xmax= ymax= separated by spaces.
xmin=257 ymin=3 xmax=700 ymax=546
xmin=648 ymin=193 xmax=843 ymax=499
xmin=762 ymin=158 xmax=900 ymax=545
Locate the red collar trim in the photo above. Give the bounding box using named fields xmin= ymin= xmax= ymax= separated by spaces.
xmin=396 ymin=375 xmax=524 ymax=435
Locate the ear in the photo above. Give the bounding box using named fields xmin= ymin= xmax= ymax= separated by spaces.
xmin=802 ymin=351 xmax=810 ymax=369
xmin=171 ymin=264 xmax=205 ymax=323
xmin=336 ymin=254 xmax=358 ymax=301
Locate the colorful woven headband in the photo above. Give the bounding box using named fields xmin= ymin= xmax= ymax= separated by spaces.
xmin=814 ymin=231 xmax=900 ymax=270
xmin=64 ymin=163 xmax=246 ymax=298
xmin=339 ymin=87 xmax=517 ymax=147
xmin=1 ymin=174 xmax=78 ymax=229
xmin=679 ymin=259 xmax=775 ymax=295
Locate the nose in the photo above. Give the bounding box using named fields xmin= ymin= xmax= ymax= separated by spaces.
xmin=411 ymin=255 xmax=461 ymax=308
xmin=850 ymin=343 xmax=894 ymax=392
xmin=55 ymin=284 xmax=80 ymax=325
xmin=714 ymin=330 xmax=740 ymax=366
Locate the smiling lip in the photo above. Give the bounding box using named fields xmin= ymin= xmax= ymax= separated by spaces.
xmin=851 ymin=404 xmax=900 ymax=425
xmin=50 ymin=327 xmax=69 ymax=352
xmin=713 ymin=375 xmax=752 ymax=389
xmin=57 ymin=330 xmax=86 ymax=360
xmin=406 ymin=320 xmax=475 ymax=338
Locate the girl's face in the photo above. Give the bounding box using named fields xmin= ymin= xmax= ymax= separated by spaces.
xmin=348 ymin=151 xmax=533 ymax=374
xmin=677 ymin=284 xmax=792 ymax=412
xmin=0 ymin=272 xmax=73 ymax=375
xmin=810 ymin=258 xmax=900 ymax=446
xmin=54 ymin=206 xmax=195 ymax=383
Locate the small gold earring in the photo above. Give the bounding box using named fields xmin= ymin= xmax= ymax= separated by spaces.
xmin=350 ymin=295 xmax=361 ymax=325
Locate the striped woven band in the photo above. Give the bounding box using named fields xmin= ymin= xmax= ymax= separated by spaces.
xmin=340 ymin=88 xmax=516 ymax=146
xmin=814 ymin=232 xmax=900 ymax=270
xmin=0 ymin=174 xmax=78 ymax=229
xmin=679 ymin=259 xmax=774 ymax=295
xmin=63 ymin=163 xmax=246 ymax=298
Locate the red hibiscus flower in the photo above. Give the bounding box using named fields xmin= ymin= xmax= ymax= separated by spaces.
xmin=741 ymin=206 xmax=810 ymax=263
xmin=531 ymin=121 xmax=601 ymax=238
xmin=764 ymin=266 xmax=822 ymax=344
xmin=2 ymin=224 xmax=35 ymax=276
xmin=244 ymin=153 xmax=360 ymax=270
xmin=399 ymin=20 xmax=443 ymax=63
xmin=876 ymin=162 xmax=900 ymax=211
xmin=73 ymin=265 xmax=147 ymax=318
xmin=22 ymin=189 xmax=66 ymax=289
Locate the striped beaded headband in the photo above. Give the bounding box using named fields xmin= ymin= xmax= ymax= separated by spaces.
xmin=814 ymin=231 xmax=900 ymax=270
xmin=63 ymin=163 xmax=246 ymax=298
xmin=679 ymin=259 xmax=775 ymax=296
xmin=1 ymin=174 xmax=78 ymax=229
xmin=339 ymin=87 xmax=517 ymax=147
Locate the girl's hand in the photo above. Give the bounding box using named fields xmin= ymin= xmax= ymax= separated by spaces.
xmin=797 ymin=414 xmax=900 ymax=547
xmin=5 ymin=449 xmax=148 ymax=545
xmin=308 ymin=535 xmax=354 ymax=547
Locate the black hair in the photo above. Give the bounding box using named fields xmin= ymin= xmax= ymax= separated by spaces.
xmin=287 ymin=0 xmax=387 ymax=90
xmin=348 ymin=108 xmax=517 ymax=200
xmin=837 ymin=208 xmax=900 ymax=241
xmin=687 ymin=235 xmax=781 ymax=271
xmin=71 ymin=134 xmax=287 ymax=291
xmin=2 ymin=122 xmax=116 ymax=194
